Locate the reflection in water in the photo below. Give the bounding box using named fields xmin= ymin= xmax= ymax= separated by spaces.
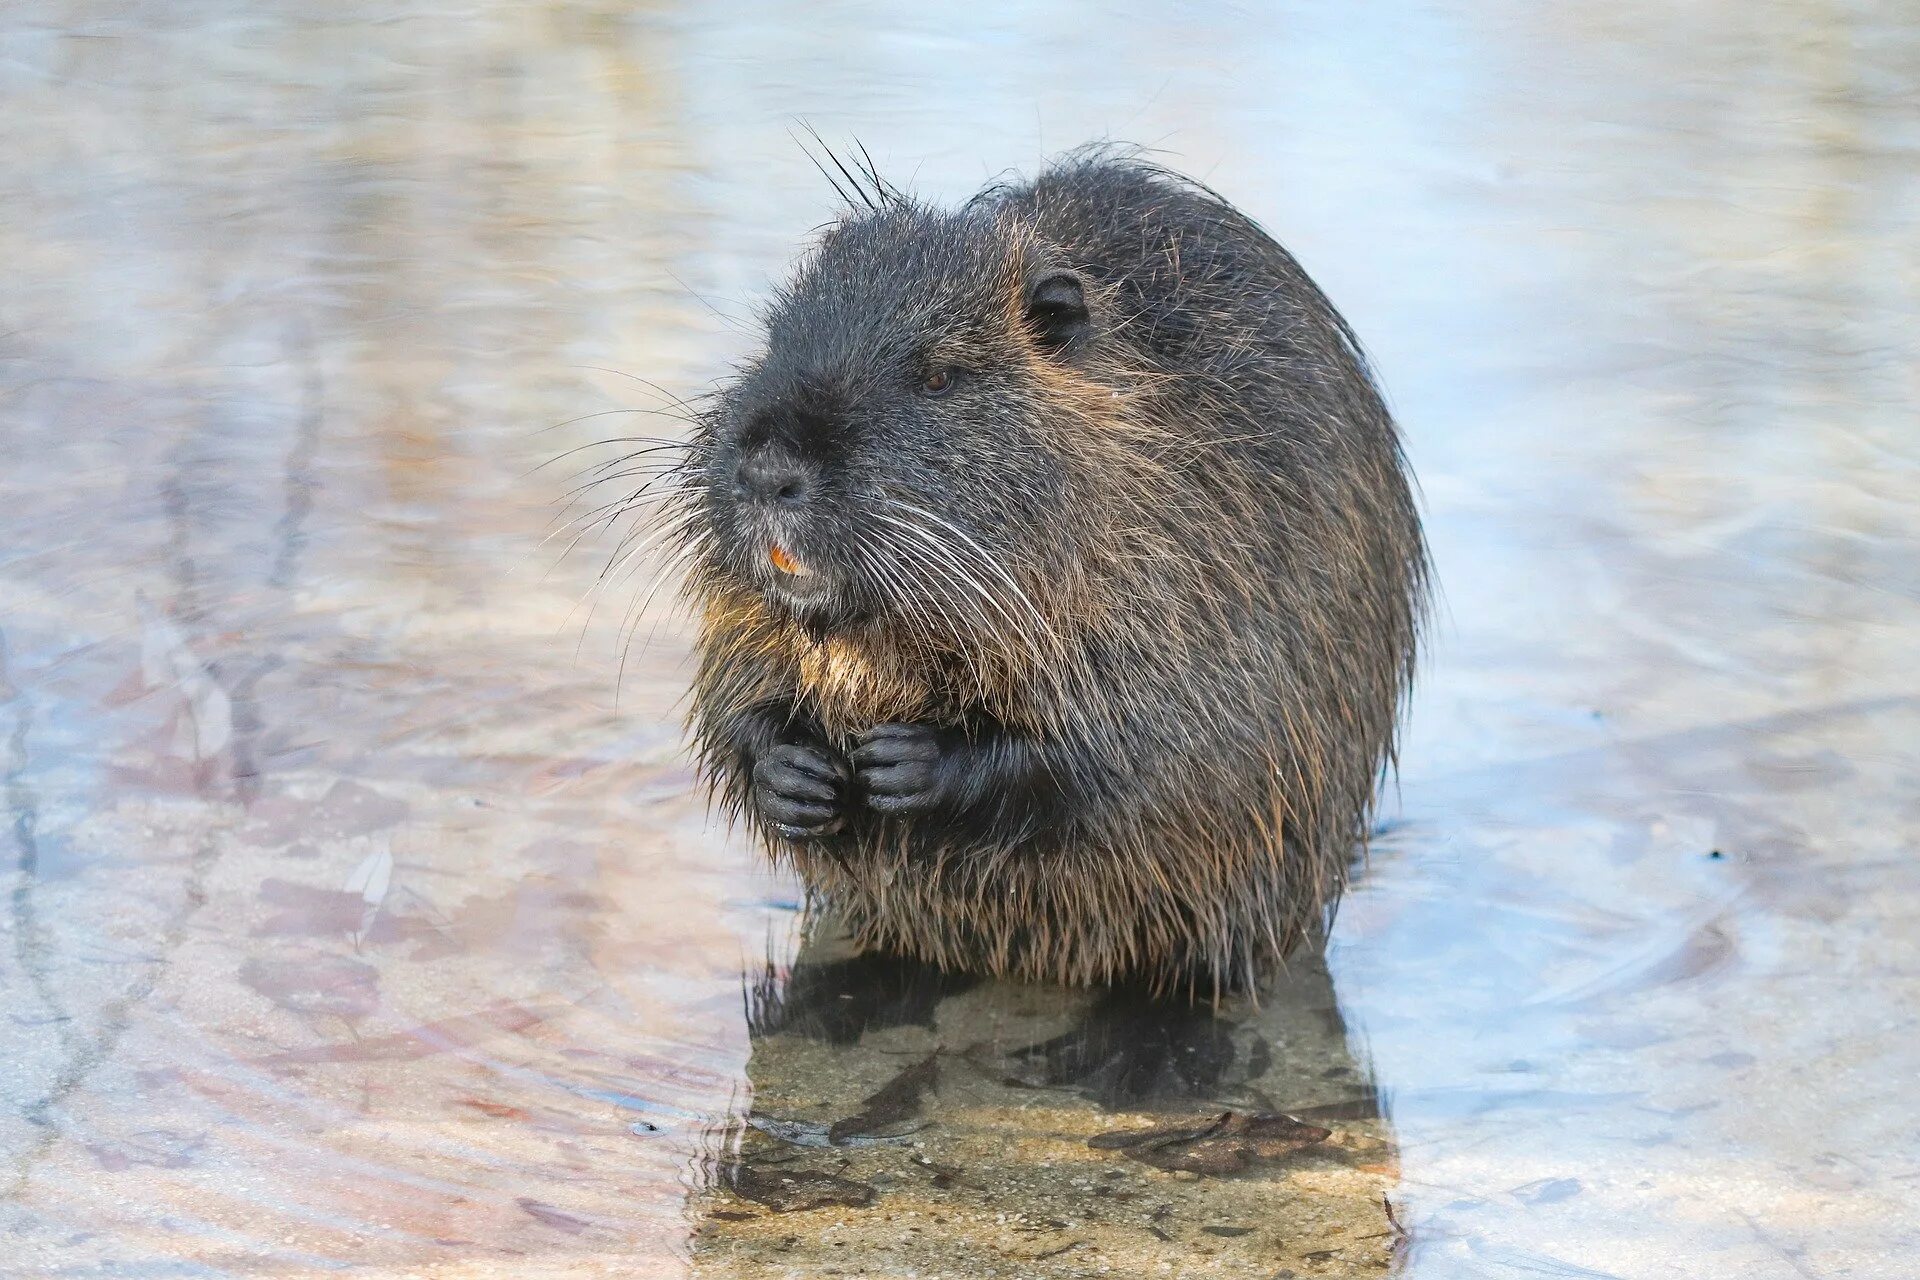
xmin=1 ymin=1 xmax=1916 ymax=1278
xmin=694 ymin=924 xmax=1398 ymax=1275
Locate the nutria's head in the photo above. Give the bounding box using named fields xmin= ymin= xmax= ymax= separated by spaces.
xmin=689 ymin=204 xmax=1104 ymax=649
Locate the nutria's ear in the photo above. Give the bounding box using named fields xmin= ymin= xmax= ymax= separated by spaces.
xmin=1024 ymin=271 xmax=1090 ymax=356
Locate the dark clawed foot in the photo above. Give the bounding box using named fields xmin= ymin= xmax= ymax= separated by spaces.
xmin=851 ymin=722 xmax=945 ymax=816
xmin=753 ymin=742 xmax=848 ymax=840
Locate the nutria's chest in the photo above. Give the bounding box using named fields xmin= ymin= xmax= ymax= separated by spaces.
xmin=793 ymin=636 xmax=938 ymax=737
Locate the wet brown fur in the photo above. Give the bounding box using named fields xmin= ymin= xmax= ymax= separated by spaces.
xmin=671 ymin=147 xmax=1428 ymax=995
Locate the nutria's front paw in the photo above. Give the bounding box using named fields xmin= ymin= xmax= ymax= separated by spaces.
xmin=753 ymin=742 xmax=848 ymax=840
xmin=851 ymin=723 xmax=945 ymax=815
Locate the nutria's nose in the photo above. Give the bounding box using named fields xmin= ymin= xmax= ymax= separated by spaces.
xmin=734 ymin=450 xmax=812 ymax=507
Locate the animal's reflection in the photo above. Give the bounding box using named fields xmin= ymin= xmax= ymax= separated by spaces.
xmin=692 ymin=923 xmax=1402 ymax=1275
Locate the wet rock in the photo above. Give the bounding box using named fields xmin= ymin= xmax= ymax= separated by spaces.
xmin=1089 ymin=1111 xmax=1332 ymax=1176
xmin=728 ymin=1165 xmax=878 ymax=1213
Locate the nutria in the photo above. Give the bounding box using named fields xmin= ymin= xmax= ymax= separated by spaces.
xmin=668 ymin=145 xmax=1427 ymax=994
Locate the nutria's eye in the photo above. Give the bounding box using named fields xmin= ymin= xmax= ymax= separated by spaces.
xmin=920 ymin=368 xmax=954 ymax=398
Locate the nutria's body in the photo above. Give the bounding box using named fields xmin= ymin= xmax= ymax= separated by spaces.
xmin=673 ymin=147 xmax=1426 ymax=993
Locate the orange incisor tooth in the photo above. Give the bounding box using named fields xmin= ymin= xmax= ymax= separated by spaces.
xmin=769 ymin=544 xmax=802 ymax=575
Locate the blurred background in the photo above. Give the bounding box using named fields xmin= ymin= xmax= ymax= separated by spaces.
xmin=1 ymin=3 xmax=1916 ymax=1277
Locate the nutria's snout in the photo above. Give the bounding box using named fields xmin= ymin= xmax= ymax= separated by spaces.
xmin=733 ymin=444 xmax=815 ymax=509
xmin=757 ymin=542 xmax=844 ymax=618
xmin=715 ymin=424 xmax=860 ymax=624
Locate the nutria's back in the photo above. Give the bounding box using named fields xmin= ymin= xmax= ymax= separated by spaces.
xmin=676 ymin=146 xmax=1427 ymax=994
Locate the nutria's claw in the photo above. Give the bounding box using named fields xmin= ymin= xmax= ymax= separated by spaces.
xmin=754 ymin=742 xmax=847 ymax=839
xmin=851 ymin=723 xmax=943 ymax=815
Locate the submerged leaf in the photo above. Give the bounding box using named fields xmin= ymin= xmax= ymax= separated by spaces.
xmin=1088 ymin=1110 xmax=1331 ymax=1176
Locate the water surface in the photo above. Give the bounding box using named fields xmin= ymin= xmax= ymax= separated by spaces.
xmin=2 ymin=3 xmax=1916 ymax=1277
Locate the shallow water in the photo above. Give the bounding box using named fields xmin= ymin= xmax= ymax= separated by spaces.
xmin=3 ymin=3 xmax=1917 ymax=1277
